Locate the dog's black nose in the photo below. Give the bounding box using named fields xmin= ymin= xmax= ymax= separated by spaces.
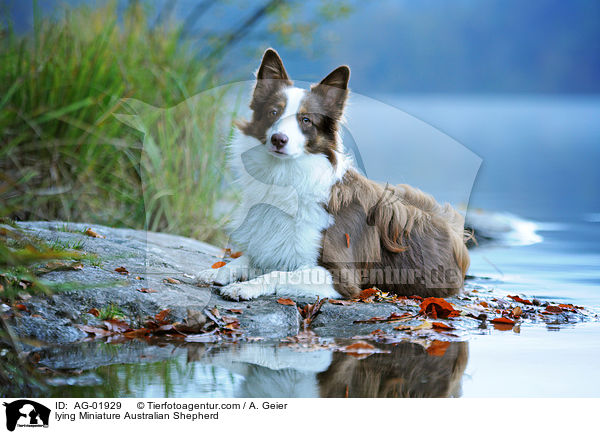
xmin=270 ymin=133 xmax=288 ymax=150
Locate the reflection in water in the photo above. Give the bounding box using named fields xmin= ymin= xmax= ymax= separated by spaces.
xmin=318 ymin=341 xmax=468 ymax=398
xmin=44 ymin=340 xmax=468 ymax=398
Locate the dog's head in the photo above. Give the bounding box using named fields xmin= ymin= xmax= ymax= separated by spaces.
xmin=238 ymin=48 xmax=350 ymax=165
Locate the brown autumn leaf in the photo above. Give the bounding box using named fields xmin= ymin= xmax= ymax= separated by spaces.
xmin=345 ymin=233 xmax=350 ymax=248
xmin=491 ymin=317 xmax=516 ymax=325
xmin=432 ymin=322 xmax=454 ymax=331
xmin=163 ymin=277 xmax=181 ymax=284
xmin=546 ymin=305 xmax=563 ymax=313
xmin=297 ymin=297 xmax=327 ymax=329
xmin=357 ymin=288 xmax=378 ymax=300
xmin=155 ymin=309 xmax=171 ymax=324
xmin=329 ymin=299 xmax=353 ymax=306
xmin=427 ymin=340 xmax=451 ymax=357
xmin=137 ymin=287 xmax=158 ymax=293
xmin=85 ymin=228 xmax=105 ymax=239
xmin=354 ymin=311 xmax=414 ymax=324
xmin=175 ymin=309 xmax=207 ymax=334
xmin=123 ymin=328 xmax=150 ymax=338
xmin=479 ymin=301 xmax=489 ymax=308
xmin=14 ymin=304 xmax=28 ymax=312
xmin=230 ymin=251 xmax=243 ymax=259
xmin=103 ymin=319 xmax=131 ymax=333
xmin=226 ymin=308 xmax=244 ymax=314
xmin=507 ymin=295 xmax=533 ymax=305
xmin=211 ymin=261 xmax=226 ymax=269
xmin=277 ymin=298 xmax=296 ymax=306
xmin=87 ymin=308 xmax=100 ymax=317
xmin=419 ymin=297 xmax=461 ymax=319
xmin=37 ymin=261 xmax=84 ymax=274
xmin=114 ymin=266 xmax=129 ymax=275
xmin=512 ymin=306 xmax=523 ymax=317
xmin=76 ymin=324 xmax=112 ymax=337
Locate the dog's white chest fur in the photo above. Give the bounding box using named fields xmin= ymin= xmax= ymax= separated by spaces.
xmin=228 ymin=130 xmax=345 ymax=272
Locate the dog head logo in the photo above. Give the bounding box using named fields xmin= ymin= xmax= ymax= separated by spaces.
xmin=3 ymin=400 xmax=50 ymax=431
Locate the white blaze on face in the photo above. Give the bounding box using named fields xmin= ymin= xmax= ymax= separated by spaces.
xmin=267 ymin=87 xmax=307 ymax=158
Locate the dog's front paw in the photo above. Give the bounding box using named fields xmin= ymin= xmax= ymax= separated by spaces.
xmin=194 ymin=268 xmax=219 ymax=286
xmin=219 ymin=282 xmax=264 ymax=301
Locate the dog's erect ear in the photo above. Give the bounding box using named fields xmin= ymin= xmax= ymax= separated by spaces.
xmin=257 ymin=48 xmax=290 ymax=81
xmin=319 ymin=65 xmax=350 ymax=90
xmin=311 ymin=65 xmax=350 ymax=119
xmin=250 ymin=49 xmax=291 ymax=109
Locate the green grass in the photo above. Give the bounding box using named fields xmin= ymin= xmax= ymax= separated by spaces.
xmin=0 ymin=1 xmax=231 ymax=243
xmin=97 ymin=303 xmax=126 ymax=321
xmin=47 ymin=237 xmax=84 ymax=251
xmin=0 ymin=225 xmax=85 ymax=299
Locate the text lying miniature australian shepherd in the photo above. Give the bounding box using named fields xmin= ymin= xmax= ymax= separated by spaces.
xmin=196 ymin=49 xmax=470 ymax=300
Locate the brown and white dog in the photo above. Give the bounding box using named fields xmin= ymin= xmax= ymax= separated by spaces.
xmin=196 ymin=48 xmax=469 ymax=300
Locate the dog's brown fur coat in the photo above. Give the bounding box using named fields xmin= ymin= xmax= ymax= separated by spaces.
xmin=320 ymin=169 xmax=470 ymax=298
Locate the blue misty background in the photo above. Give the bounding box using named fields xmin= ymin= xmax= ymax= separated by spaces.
xmin=5 ymin=1 xmax=600 ymax=231
xmin=6 ymin=0 xmax=599 ymax=223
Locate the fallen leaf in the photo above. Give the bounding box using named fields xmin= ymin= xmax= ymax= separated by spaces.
xmin=155 ymin=309 xmax=171 ymax=324
xmin=85 ymin=228 xmax=105 ymax=238
xmin=277 ymin=298 xmax=296 ymax=306
xmin=491 ymin=317 xmax=516 ymax=325
xmin=87 ymin=308 xmax=100 ymax=317
xmin=508 ymin=295 xmax=533 ymax=305
xmin=163 ymin=277 xmax=181 ymax=284
xmin=230 ymin=251 xmax=243 ymax=259
xmin=114 ymin=266 xmax=129 ymax=275
xmin=211 ymin=261 xmax=226 ymax=269
xmin=357 ymin=288 xmax=378 ymax=300
xmin=546 ymin=305 xmax=563 ymax=313
xmin=123 ymin=328 xmax=150 ymax=338
xmin=15 ymin=304 xmax=28 ymax=312
xmin=419 ymin=297 xmax=461 ymax=319
xmin=427 ymin=340 xmax=451 ymax=357
xmin=354 ymin=312 xmax=414 ymax=324
xmin=432 ymin=322 xmax=454 ymax=331
xmin=479 ymin=301 xmax=489 ymax=308
xmin=137 ymin=288 xmax=158 ymax=293
xmin=329 ymin=299 xmax=353 ymax=306
xmin=512 ymin=306 xmax=523 ymax=317
xmin=297 ymin=298 xmax=327 ymax=329
xmin=345 ymin=233 xmax=350 ymax=248
xmin=103 ymin=319 xmax=131 ymax=333
xmin=175 ymin=309 xmax=207 ymax=333
xmin=227 ymin=308 xmax=244 ymax=314
xmin=37 ymin=261 xmax=84 ymax=274
xmin=413 ymin=320 xmax=433 ymax=331
xmin=76 ymin=325 xmax=112 ymax=337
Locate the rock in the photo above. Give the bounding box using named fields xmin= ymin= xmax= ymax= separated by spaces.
xmin=11 ymin=222 xmax=434 ymax=345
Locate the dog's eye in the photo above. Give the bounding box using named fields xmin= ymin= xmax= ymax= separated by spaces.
xmin=301 ymin=117 xmax=311 ymax=125
xmin=269 ymin=109 xmax=278 ymax=117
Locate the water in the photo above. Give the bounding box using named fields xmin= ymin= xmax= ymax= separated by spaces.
xmin=44 ymin=95 xmax=600 ymax=397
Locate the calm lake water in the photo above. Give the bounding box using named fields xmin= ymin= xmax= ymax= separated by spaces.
xmin=47 ymin=95 xmax=600 ymax=398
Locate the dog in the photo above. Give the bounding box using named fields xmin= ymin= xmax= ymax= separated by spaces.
xmin=196 ymin=48 xmax=469 ymax=300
